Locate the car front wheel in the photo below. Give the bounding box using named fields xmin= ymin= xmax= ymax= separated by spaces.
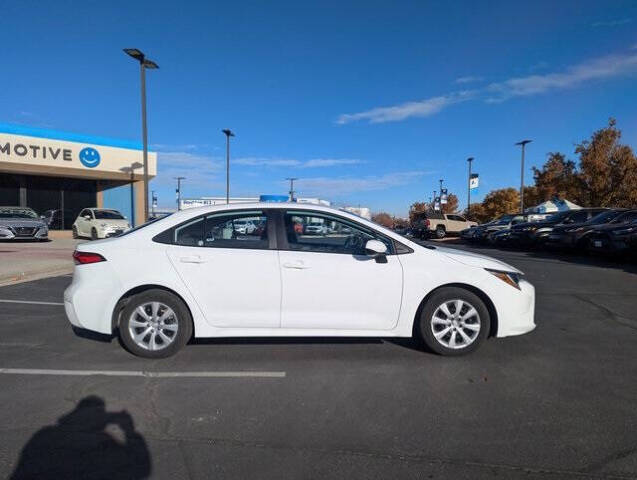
xmin=418 ymin=287 xmax=490 ymax=355
xmin=119 ymin=289 xmax=193 ymax=358
xmin=435 ymin=226 xmax=446 ymax=239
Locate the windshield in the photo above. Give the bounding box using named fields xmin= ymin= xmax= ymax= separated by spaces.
xmin=611 ymin=211 xmax=637 ymax=223
xmin=545 ymin=211 xmax=570 ymax=222
xmin=494 ymin=215 xmax=514 ymax=225
xmin=0 ymin=208 xmax=38 ymax=219
xmin=93 ymin=210 xmax=125 ymax=220
xmin=589 ymin=210 xmax=621 ymax=224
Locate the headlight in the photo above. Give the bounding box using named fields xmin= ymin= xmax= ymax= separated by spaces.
xmin=486 ymin=268 xmax=521 ymax=290
xmin=521 ymin=225 xmax=537 ymax=231
xmin=566 ymin=227 xmax=584 ymax=233
xmin=100 ymin=223 xmax=109 ymax=228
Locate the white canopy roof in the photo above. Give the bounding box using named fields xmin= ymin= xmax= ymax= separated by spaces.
xmin=525 ymin=199 xmax=582 ymax=213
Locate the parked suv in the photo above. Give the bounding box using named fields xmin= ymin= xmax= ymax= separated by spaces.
xmin=72 ymin=208 xmax=131 ymax=240
xmin=545 ymin=208 xmax=628 ymax=250
xmin=509 ymin=208 xmax=607 ymax=247
xmin=413 ymin=212 xmax=477 ymax=239
xmin=586 ymin=210 xmax=637 ymax=255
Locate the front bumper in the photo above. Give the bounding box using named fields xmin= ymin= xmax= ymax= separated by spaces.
xmin=0 ymin=226 xmax=48 ymax=240
xmin=495 ymin=279 xmax=536 ymax=337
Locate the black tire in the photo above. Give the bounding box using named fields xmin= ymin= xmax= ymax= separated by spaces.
xmin=72 ymin=226 xmax=78 ymax=239
xmin=435 ymin=226 xmax=446 ymax=239
xmin=119 ymin=289 xmax=193 ymax=359
xmin=91 ymin=228 xmax=98 ymax=241
xmin=418 ymin=287 xmax=490 ymax=356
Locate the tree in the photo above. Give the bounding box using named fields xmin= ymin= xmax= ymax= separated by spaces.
xmin=409 ymin=202 xmax=428 ymax=225
xmin=523 ymin=185 xmax=543 ymax=209
xmin=464 ymin=203 xmax=489 ymax=223
xmin=441 ymin=193 xmax=459 ymax=214
xmin=393 ymin=217 xmax=410 ymax=228
xmin=481 ymin=188 xmax=520 ymax=220
xmin=531 ymin=152 xmax=582 ymax=204
xmin=371 ymin=212 xmax=394 ymax=228
xmin=576 ymin=118 xmax=637 ymax=207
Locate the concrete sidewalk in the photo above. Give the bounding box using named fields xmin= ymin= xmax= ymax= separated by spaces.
xmin=0 ymin=238 xmax=86 ymax=286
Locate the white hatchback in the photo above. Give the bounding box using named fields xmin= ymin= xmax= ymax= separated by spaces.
xmin=72 ymin=208 xmax=131 ymax=240
xmin=64 ymin=203 xmax=535 ymax=358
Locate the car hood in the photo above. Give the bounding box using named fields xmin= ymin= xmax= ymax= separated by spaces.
xmin=0 ymin=218 xmax=46 ymax=228
xmin=434 ymin=246 xmax=523 ymax=274
xmin=591 ymin=222 xmax=633 ymax=232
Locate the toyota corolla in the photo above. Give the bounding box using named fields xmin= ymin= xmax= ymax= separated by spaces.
xmin=64 ymin=203 xmax=535 ymax=358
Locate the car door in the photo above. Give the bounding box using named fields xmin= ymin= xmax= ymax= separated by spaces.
xmin=165 ymin=210 xmax=281 ymax=328
xmin=278 ymin=210 xmax=403 ymax=331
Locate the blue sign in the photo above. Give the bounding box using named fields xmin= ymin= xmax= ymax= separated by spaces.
xmin=79 ymin=147 xmax=101 ymax=168
xmin=259 ymin=194 xmax=289 ymax=203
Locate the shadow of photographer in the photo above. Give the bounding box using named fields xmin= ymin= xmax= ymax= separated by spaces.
xmin=10 ymin=395 xmax=151 ymax=479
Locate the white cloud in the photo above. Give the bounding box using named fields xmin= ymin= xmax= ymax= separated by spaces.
xmin=485 ymin=52 xmax=637 ymax=102
xmin=337 ymin=50 xmax=637 ymax=123
xmin=592 ymin=18 xmax=631 ymax=27
xmin=455 ymin=76 xmax=483 ymax=84
xmin=153 ymin=151 xmax=223 ymax=188
xmin=336 ymin=91 xmax=475 ymax=124
xmin=295 ymin=171 xmax=428 ymax=196
xmin=235 ymin=157 xmax=362 ymax=168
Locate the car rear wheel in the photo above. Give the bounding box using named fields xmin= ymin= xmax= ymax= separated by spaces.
xmin=119 ymin=289 xmax=193 ymax=358
xmin=418 ymin=287 xmax=490 ymax=356
xmin=435 ymin=226 xmax=446 ymax=239
xmin=72 ymin=226 xmax=78 ymax=239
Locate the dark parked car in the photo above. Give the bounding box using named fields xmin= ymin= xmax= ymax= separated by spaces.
xmin=545 ymin=208 xmax=628 ymax=250
xmin=586 ymin=211 xmax=637 ymax=256
xmin=509 ymin=208 xmax=607 ymax=247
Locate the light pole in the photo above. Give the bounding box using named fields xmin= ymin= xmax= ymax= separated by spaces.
xmin=123 ymin=48 xmax=159 ymax=223
xmin=286 ymin=177 xmax=298 ymax=201
xmin=467 ymin=157 xmax=474 ymax=217
xmin=433 ymin=190 xmax=437 ymax=211
xmin=222 ymin=129 xmax=235 ymax=204
xmin=515 ymin=140 xmax=532 ymax=213
xmin=175 ymin=177 xmax=185 ymax=210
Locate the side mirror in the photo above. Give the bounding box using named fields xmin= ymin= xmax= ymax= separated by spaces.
xmin=365 ymin=239 xmax=388 ymax=263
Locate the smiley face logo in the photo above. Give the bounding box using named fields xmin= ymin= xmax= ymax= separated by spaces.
xmin=79 ymin=147 xmax=101 ymax=168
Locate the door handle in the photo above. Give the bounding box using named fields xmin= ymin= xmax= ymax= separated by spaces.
xmin=282 ymin=261 xmax=310 ymax=270
xmin=180 ymin=255 xmax=206 ymax=264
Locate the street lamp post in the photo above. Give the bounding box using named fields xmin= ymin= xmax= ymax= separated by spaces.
xmin=123 ymin=48 xmax=159 ymax=223
xmin=515 ymin=140 xmax=532 ymax=213
xmin=286 ymin=177 xmax=298 ymax=201
xmin=467 ymin=157 xmax=474 ymax=217
xmin=222 ymin=129 xmax=235 ymax=204
xmin=175 ymin=176 xmax=185 ymax=210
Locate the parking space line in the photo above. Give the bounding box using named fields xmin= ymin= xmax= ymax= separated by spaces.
xmin=0 ymin=299 xmax=64 ymax=306
xmin=0 ymin=368 xmax=286 ymax=378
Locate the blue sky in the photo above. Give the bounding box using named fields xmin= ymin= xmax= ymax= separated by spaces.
xmin=2 ymin=0 xmax=637 ymax=216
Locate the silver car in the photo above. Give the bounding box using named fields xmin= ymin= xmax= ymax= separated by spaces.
xmin=0 ymin=207 xmax=49 ymax=241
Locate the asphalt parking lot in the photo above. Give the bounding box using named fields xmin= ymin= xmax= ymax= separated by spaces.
xmin=0 ymin=244 xmax=636 ymax=479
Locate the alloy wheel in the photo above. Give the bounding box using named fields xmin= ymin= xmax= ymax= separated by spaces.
xmin=128 ymin=301 xmax=179 ymax=351
xmin=430 ymin=299 xmax=481 ymax=349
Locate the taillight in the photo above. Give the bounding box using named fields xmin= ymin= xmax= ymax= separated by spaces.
xmin=426 ymin=219 xmax=430 ymax=227
xmin=73 ymin=251 xmax=106 ymax=265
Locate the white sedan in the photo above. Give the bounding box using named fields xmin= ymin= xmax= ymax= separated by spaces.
xmin=64 ymin=203 xmax=535 ymax=358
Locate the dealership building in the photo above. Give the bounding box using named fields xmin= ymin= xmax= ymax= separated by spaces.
xmin=0 ymin=123 xmax=157 ymax=228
